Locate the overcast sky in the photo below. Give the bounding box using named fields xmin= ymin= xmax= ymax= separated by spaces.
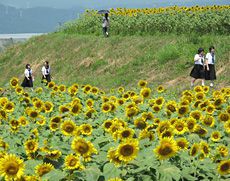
xmin=0 ymin=0 xmax=229 ymax=9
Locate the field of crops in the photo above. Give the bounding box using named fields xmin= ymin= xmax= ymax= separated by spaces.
xmin=0 ymin=78 xmax=229 ymax=180
xmin=62 ymin=5 xmax=230 ymax=36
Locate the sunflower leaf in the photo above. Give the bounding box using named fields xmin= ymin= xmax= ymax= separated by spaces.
xmin=42 ymin=169 xmax=67 ymax=181
xmin=103 ymin=163 xmax=121 ymax=180
xmin=158 ymin=164 xmax=181 ymax=181
xmin=83 ymin=166 xmax=102 ymax=181
xmin=24 ymin=160 xmax=43 ymax=175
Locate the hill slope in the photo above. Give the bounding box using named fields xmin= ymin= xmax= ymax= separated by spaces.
xmin=0 ymin=32 xmax=229 ymax=90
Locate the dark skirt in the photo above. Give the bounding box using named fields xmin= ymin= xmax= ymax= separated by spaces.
xmin=205 ymin=64 xmax=216 ymax=80
xmin=21 ymin=77 xmax=33 ymax=87
xmin=190 ymin=64 xmax=205 ymax=79
xmin=41 ymin=74 xmax=51 ymax=84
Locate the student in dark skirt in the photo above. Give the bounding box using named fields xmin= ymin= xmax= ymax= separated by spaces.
xmin=102 ymin=13 xmax=110 ymax=37
xmin=21 ymin=64 xmax=33 ymax=89
xmin=190 ymin=48 xmax=205 ymax=87
xmin=41 ymin=61 xmax=51 ymax=85
xmin=205 ymin=46 xmax=216 ymax=87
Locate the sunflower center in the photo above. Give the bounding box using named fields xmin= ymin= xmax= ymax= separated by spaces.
xmin=178 ymin=142 xmax=185 ymax=149
xmin=176 ymin=125 xmax=184 ymax=131
xmin=6 ymin=163 xmax=19 ymax=175
xmin=121 ymin=131 xmax=131 ymax=138
xmin=76 ymin=142 xmax=89 ymax=154
xmin=69 ymin=159 xmax=77 ymax=166
xmin=120 ymin=145 xmax=134 ymax=156
xmin=83 ymin=126 xmax=90 ymax=133
xmin=28 ymin=143 xmax=35 ymax=150
xmin=105 ymin=122 xmax=112 ymax=129
xmin=220 ymin=163 xmax=229 ymax=172
xmin=202 ymin=146 xmax=209 ymax=154
xmin=159 ymin=145 xmax=173 ymax=156
xmin=65 ymin=125 xmax=74 ymax=133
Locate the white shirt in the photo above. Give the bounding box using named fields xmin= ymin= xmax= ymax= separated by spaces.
xmin=102 ymin=17 xmax=109 ymax=28
xmin=206 ymin=52 xmax=215 ymax=65
xmin=24 ymin=69 xmax=32 ymax=77
xmin=194 ymin=54 xmax=204 ymax=65
xmin=42 ymin=66 xmax=50 ymax=76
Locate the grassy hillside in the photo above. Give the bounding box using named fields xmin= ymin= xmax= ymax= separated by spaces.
xmin=0 ymin=32 xmax=229 ymax=90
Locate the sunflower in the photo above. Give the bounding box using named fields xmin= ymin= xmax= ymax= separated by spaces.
xmin=68 ymin=86 xmax=78 ymax=96
xmin=108 ymin=178 xmax=123 ymax=181
xmin=36 ymin=115 xmax=46 ymax=126
xmin=0 ymin=139 xmax=9 ymax=150
xmin=139 ymin=129 xmax=155 ymax=141
xmin=117 ymin=99 xmax=125 ymax=106
xmin=190 ymin=143 xmax=199 ymax=156
xmin=107 ymin=148 xmax=122 ymax=166
xmin=161 ymin=128 xmax=174 ymax=139
xmin=28 ymin=110 xmax=39 ymax=119
xmin=195 ymin=92 xmax=205 ymax=100
xmin=186 ymin=118 xmax=197 ymax=132
xmin=45 ymin=150 xmax=62 ymax=160
xmin=194 ymin=125 xmax=208 ymax=137
xmin=206 ymin=104 xmax=215 ymax=114
xmin=0 ymin=154 xmax=24 ymax=180
xmin=122 ymin=93 xmax=130 ymax=100
xmin=173 ymin=120 xmax=188 ymax=135
xmin=118 ymin=86 xmax=125 ymax=94
xmin=226 ymin=106 xmax=230 ymax=115
xmin=58 ymin=84 xmax=66 ymax=92
xmin=116 ymin=139 xmax=139 ymax=163
xmin=80 ymin=124 xmax=93 ymax=136
xmin=0 ymin=110 xmax=8 ymax=120
xmin=15 ymin=86 xmax=23 ymax=95
xmin=202 ymin=115 xmax=215 ymax=127
xmin=23 ymin=175 xmax=40 ymax=181
xmin=157 ymin=85 xmax=165 ymax=93
xmin=35 ymin=163 xmax=54 ymax=177
xmin=10 ymin=77 xmax=19 ymax=88
xmin=110 ymin=102 xmax=117 ymax=112
xmin=71 ymin=103 xmax=82 ymax=115
xmin=71 ymin=137 xmax=97 ymax=158
xmin=217 ymin=145 xmax=228 ymax=157
xmin=85 ymin=109 xmax=95 ymax=119
xmin=91 ymin=87 xmax=99 ymax=94
xmin=59 ymin=105 xmax=70 ymax=114
xmin=132 ymin=96 xmax=143 ymax=105
xmin=177 ymin=105 xmax=189 ymax=117
xmin=18 ymin=116 xmax=28 ymax=126
xmin=64 ymin=154 xmax=81 ymax=170
xmin=47 ymin=81 xmax=55 ymax=89
xmin=10 ymin=119 xmax=20 ymax=129
xmin=213 ymin=97 xmax=224 ymax=108
xmin=103 ymin=120 xmax=113 ymax=132
xmin=86 ymin=99 xmax=94 ymax=108
xmin=142 ymin=112 xmax=154 ymax=121
xmin=118 ymin=128 xmax=135 ymax=140
xmin=155 ymin=97 xmax=165 ymax=106
xmin=4 ymin=102 xmax=15 ymax=112
xmin=176 ymin=138 xmax=189 ymax=150
xmin=33 ymin=100 xmax=44 ymax=111
xmin=193 ymin=100 xmax=202 ymax=108
xmin=194 ymin=85 xmax=202 ymax=92
xmin=49 ymin=122 xmax=59 ymax=132
xmin=203 ymin=85 xmax=209 ymax=93
xmin=218 ymin=112 xmax=230 ymax=122
xmin=138 ymin=80 xmax=147 ymax=88
xmin=200 ymin=141 xmax=210 ymax=157
xmin=190 ymin=110 xmax=202 ymax=121
xmin=101 ymin=102 xmax=111 ymax=113
xmin=154 ymin=137 xmax=178 ymax=160
xmin=166 ymin=101 xmax=177 ymax=113
xmin=224 ymin=121 xmax=230 ymax=133
xmin=24 ymin=139 xmax=38 ymax=154
xmin=61 ymin=120 xmax=77 ymax=136
xmin=217 ymin=160 xmax=230 ymax=175
xmin=0 ymin=97 xmax=8 ymax=107
xmin=152 ymin=105 xmax=162 ymax=113
xmin=134 ymin=118 xmax=147 ymax=130
xmin=157 ymin=121 xmax=171 ymax=135
xmin=211 ymin=131 xmax=221 ymax=142
xmin=126 ymin=107 xmax=138 ymax=118
xmin=140 ymin=87 xmax=151 ymax=98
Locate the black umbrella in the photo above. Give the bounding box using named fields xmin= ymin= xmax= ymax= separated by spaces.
xmin=97 ymin=10 xmax=110 ymax=14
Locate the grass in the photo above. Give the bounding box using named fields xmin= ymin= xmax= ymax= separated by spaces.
xmin=0 ymin=32 xmax=229 ymax=91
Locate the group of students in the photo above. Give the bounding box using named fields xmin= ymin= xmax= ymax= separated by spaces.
xmin=190 ymin=46 xmax=216 ymax=87
xmin=21 ymin=61 xmax=51 ymax=88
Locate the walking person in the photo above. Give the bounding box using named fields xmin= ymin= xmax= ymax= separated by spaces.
xmin=102 ymin=13 xmax=110 ymax=37
xmin=205 ymin=46 xmax=216 ymax=87
xmin=41 ymin=61 xmax=51 ymax=85
xmin=190 ymin=48 xmax=205 ymax=87
xmin=21 ymin=64 xmax=34 ymax=90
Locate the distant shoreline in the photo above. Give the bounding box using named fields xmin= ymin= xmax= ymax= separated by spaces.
xmin=0 ymin=33 xmax=45 ymax=40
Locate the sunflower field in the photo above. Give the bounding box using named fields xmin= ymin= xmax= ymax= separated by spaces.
xmin=62 ymin=5 xmax=230 ymax=35
xmin=0 ymin=77 xmax=229 ymax=181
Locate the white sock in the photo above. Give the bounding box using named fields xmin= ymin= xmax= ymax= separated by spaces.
xmin=201 ymin=80 xmax=205 ymax=86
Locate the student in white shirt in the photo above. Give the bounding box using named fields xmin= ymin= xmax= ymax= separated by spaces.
xmin=41 ymin=61 xmax=51 ymax=85
xmin=190 ymin=48 xmax=205 ymax=87
xmin=205 ymin=46 xmax=216 ymax=87
xmin=21 ymin=64 xmax=33 ymax=88
xmin=102 ymin=13 xmax=110 ymax=37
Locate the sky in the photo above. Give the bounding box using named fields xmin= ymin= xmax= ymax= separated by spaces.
xmin=0 ymin=0 xmax=229 ymax=9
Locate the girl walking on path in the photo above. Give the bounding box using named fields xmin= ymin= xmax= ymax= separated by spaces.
xmin=41 ymin=61 xmax=51 ymax=85
xmin=21 ymin=64 xmax=34 ymax=90
xmin=205 ymin=46 xmax=216 ymax=87
xmin=102 ymin=13 xmax=110 ymax=37
xmin=190 ymin=48 xmax=205 ymax=87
